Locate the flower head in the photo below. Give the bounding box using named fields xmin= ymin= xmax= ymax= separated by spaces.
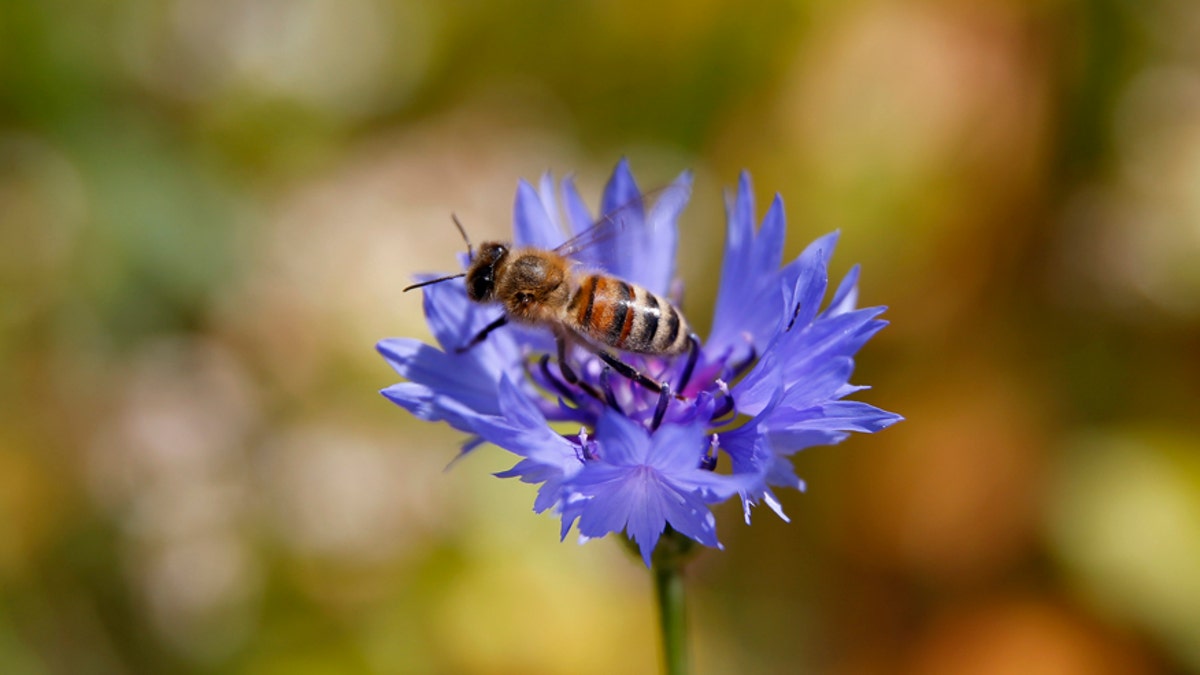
xmin=378 ymin=159 xmax=901 ymax=565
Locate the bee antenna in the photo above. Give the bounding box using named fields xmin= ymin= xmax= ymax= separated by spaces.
xmin=403 ymin=273 xmax=466 ymax=293
xmin=451 ymin=213 xmax=474 ymax=261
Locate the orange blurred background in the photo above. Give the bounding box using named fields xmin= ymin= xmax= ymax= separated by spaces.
xmin=2 ymin=1 xmax=1198 ymax=673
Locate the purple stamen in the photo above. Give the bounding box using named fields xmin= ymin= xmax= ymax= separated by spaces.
xmin=710 ymin=379 xmax=736 ymax=422
xmin=700 ymin=433 xmax=719 ymax=471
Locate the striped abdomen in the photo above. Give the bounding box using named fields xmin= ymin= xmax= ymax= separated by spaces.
xmin=567 ymin=274 xmax=689 ymax=355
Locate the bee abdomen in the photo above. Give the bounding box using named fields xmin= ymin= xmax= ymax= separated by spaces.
xmin=569 ymin=275 xmax=689 ymax=355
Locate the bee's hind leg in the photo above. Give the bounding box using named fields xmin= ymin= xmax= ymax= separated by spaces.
xmin=558 ymin=334 xmax=667 ymax=398
xmin=596 ymin=335 xmax=702 ymax=400
xmin=677 ymin=334 xmax=701 ymax=394
xmin=594 ymin=350 xmax=664 ymax=395
xmin=455 ymin=314 xmax=508 ymax=353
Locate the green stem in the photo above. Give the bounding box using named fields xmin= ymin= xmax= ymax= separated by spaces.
xmin=647 ymin=528 xmax=697 ymax=675
xmin=654 ymin=558 xmax=688 ymax=675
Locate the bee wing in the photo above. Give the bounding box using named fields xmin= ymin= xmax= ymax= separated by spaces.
xmin=553 ymin=181 xmax=692 ymax=263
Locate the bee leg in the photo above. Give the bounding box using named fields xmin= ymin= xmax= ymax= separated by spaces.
xmin=677 ymin=334 xmax=701 ymax=393
xmin=556 ymin=335 xmax=581 ymax=384
xmin=595 ymin=350 xmax=663 ymax=394
xmin=555 ymin=336 xmax=607 ymax=403
xmin=538 ymin=354 xmax=579 ymax=405
xmin=455 ymin=315 xmax=508 ymax=353
xmin=651 ymin=383 xmax=672 ymax=431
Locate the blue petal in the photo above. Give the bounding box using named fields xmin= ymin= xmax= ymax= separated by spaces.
xmin=477 ymin=377 xmax=583 ymax=514
xmin=764 ymin=453 xmax=804 ymax=491
xmin=600 ymin=158 xmax=641 ymax=224
xmin=495 ymin=458 xmax=565 ymax=512
xmin=513 ymin=179 xmax=564 ymax=249
xmin=722 ymin=422 xmax=772 ymax=481
xmin=599 ymin=160 xmax=645 ymax=274
xmin=719 ymin=422 xmax=776 ymax=522
xmin=708 ymin=182 xmax=791 ymax=360
xmin=730 ymin=172 xmax=756 ymax=253
xmin=766 ymin=428 xmax=850 ymax=453
xmin=650 ymin=420 xmax=752 ymax=499
xmin=570 ymin=463 xmax=726 ymax=567
xmin=594 ymin=409 xmax=651 ymax=465
xmin=537 ymin=172 xmax=561 ymax=232
xmin=754 ymin=193 xmax=786 ymax=273
xmin=601 ymin=165 xmax=647 ymax=281
xmin=380 ymin=382 xmax=476 ymax=430
xmin=569 ymin=464 xmax=641 ymax=524
xmin=377 ymin=339 xmax=502 ymax=416
xmin=648 ymin=489 xmax=722 ymax=552
xmin=564 ymin=410 xmax=745 ymax=565
xmin=779 ymin=356 xmax=855 ymax=410
xmin=777 ymin=307 xmax=888 ymax=382
xmin=471 ymin=378 xmax=574 ymax=457
xmin=420 ymin=279 xmax=505 ymax=358
xmin=558 ymin=175 xmax=606 ymax=271
xmin=756 ymin=486 xmax=791 ymax=522
xmin=570 ymin=465 xmax=658 ymax=565
xmin=595 ymin=161 xmax=650 ymax=288
xmin=782 ymin=401 xmax=904 ymax=433
xmin=646 ymin=421 xmax=706 ymax=471
xmin=784 ymin=231 xmax=838 ymax=331
xmin=708 ymin=178 xmax=757 ymax=357
xmin=826 ymin=264 xmax=861 ymax=317
xmin=639 ymin=171 xmax=691 ymax=295
xmin=561 ymin=176 xmax=594 ymax=236
xmin=624 ymin=491 xmax=676 ymax=566
xmin=417 ymin=274 xmax=472 ymax=349
xmin=552 ymin=162 xmax=691 ymax=296
xmin=730 ymin=351 xmax=785 ymax=416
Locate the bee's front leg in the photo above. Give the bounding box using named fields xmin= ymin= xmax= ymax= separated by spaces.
xmin=455 ymin=314 xmax=508 ymax=353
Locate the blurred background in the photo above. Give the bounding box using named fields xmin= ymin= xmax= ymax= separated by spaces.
xmin=2 ymin=0 xmax=1199 ymax=673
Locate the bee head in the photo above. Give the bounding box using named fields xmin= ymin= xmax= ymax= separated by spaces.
xmin=466 ymin=242 xmax=509 ymax=301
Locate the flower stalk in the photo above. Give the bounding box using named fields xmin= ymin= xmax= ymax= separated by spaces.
xmin=656 ymin=559 xmax=688 ymax=675
xmin=650 ymin=528 xmax=696 ymax=675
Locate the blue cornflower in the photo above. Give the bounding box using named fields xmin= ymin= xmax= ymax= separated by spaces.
xmin=378 ymin=160 xmax=901 ymax=566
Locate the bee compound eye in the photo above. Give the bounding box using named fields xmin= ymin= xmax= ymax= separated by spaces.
xmin=468 ymin=271 xmax=491 ymax=300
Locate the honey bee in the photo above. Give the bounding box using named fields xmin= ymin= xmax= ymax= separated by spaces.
xmin=404 ymin=189 xmax=700 ymax=398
